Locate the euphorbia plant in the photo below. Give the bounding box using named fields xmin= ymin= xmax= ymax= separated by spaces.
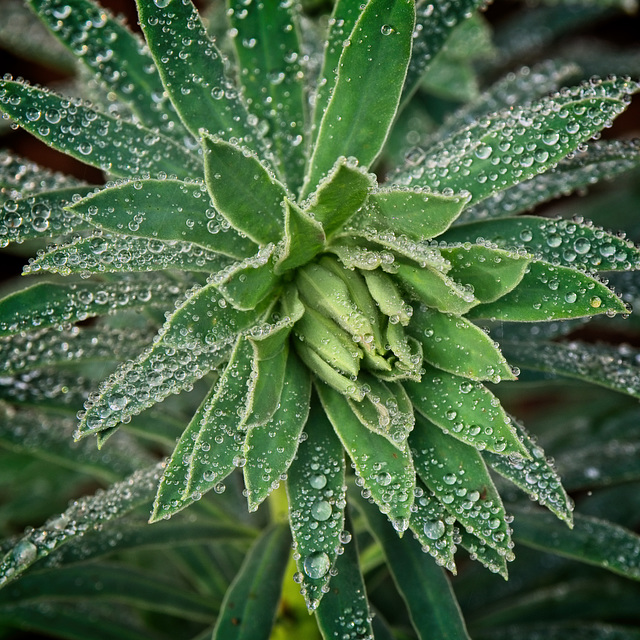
xmin=1 ymin=0 xmax=640 ymax=638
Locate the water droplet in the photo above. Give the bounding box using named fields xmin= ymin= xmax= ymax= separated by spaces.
xmin=423 ymin=519 xmax=446 ymax=540
xmin=380 ymin=24 xmax=394 ymax=35
xmin=311 ymin=500 xmax=332 ymax=521
xmin=303 ymin=551 xmax=331 ymax=579
xmin=309 ymin=473 xmax=327 ymax=489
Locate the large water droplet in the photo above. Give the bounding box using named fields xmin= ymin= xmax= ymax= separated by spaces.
xmin=303 ymin=551 xmax=331 ymax=579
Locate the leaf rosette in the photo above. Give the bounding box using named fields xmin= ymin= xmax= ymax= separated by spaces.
xmin=1 ymin=0 xmax=640 ymax=633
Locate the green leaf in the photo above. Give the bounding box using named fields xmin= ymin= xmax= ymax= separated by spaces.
xmin=228 ymin=0 xmax=306 ymax=192
xmin=315 ymin=508 xmax=374 ymax=639
xmin=361 ymin=269 xmax=412 ymax=325
xmin=274 ymin=199 xmax=325 ymax=274
xmin=401 ymin=0 xmax=485 ymax=107
xmin=483 ymin=417 xmax=574 ymax=525
xmin=0 ymin=275 xmax=182 ymax=337
xmin=349 ymin=187 xmax=470 ymax=243
xmin=435 ymin=59 xmax=580 ymax=144
xmin=477 ymin=623 xmax=640 ymax=640
xmin=160 ymin=281 xmax=271 ymax=350
xmin=286 ymin=404 xmax=346 ymax=610
xmin=500 ymin=340 xmax=640 ymax=401
xmin=0 ymin=326 xmax=151 ymax=375
xmin=408 ymin=306 xmax=515 ymax=382
xmin=0 ymin=186 xmax=94 ymax=246
xmin=394 ymin=261 xmax=478 ymax=314
xmin=512 ymin=508 xmax=640 ymax=582
xmin=291 ymin=307 xmax=362 ymax=378
xmin=459 ymin=140 xmax=640 ymax=224
xmin=303 ymin=0 xmax=415 ymax=197
xmin=0 ymin=405 xmax=151 ymax=481
xmin=29 ymin=0 xmax=188 ymax=137
xmin=317 ymin=384 xmax=415 ymax=531
xmin=467 ymin=261 xmax=627 ymax=322
xmin=406 ymin=364 xmax=529 ymax=458
xmin=216 ymin=248 xmax=280 ymax=311
xmin=136 ymin=0 xmax=262 ymax=147
xmin=0 ymin=81 xmax=202 ymax=179
xmin=385 ymin=322 xmax=423 ymax=380
xmin=243 ymin=327 xmax=291 ymax=428
xmin=443 ymin=215 xmax=640 ymax=272
xmin=411 ymin=415 xmax=512 ymax=556
xmin=202 ymin=133 xmax=287 ymax=245
xmin=244 ymin=350 xmax=311 ymax=511
xmin=440 ymin=244 xmax=530 ymax=304
xmin=296 ymin=262 xmax=376 ymax=347
xmin=352 ymin=488 xmax=472 ymax=640
xmin=68 ymin=179 xmax=257 ymax=260
xmin=347 ymin=373 xmax=414 ymax=449
xmin=459 ymin=531 xmax=508 ymax=578
xmin=0 ymin=602 xmax=158 ymax=640
xmin=77 ymin=337 xmax=229 ymax=438
xmin=409 ymin=483 xmax=458 ymax=573
xmin=26 ymin=232 xmax=233 ymax=275
xmin=0 ymin=150 xmax=84 ymax=197
xmin=309 ymin=0 xmax=362 ymax=148
xmin=212 ymin=523 xmax=290 ymax=640
xmin=394 ymin=76 xmax=639 ymax=205
xmin=0 ymin=463 xmax=162 ymax=586
xmin=304 ymin=157 xmax=374 ymax=237
xmin=0 ymin=563 xmax=217 ymax=621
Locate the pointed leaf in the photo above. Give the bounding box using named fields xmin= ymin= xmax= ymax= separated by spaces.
xmin=409 ymin=483 xmax=458 ymax=573
xmin=0 ymin=80 xmax=202 ymax=179
xmin=315 ymin=508 xmax=374 ymax=639
xmin=68 ymin=179 xmax=257 ymax=259
xmin=411 ymin=415 xmax=512 ymax=556
xmin=347 ymin=373 xmax=414 ymax=449
xmin=286 ymin=404 xmax=346 ymax=610
xmin=500 ymin=339 xmax=640 ymax=400
xmin=0 ymin=563 xmax=217 ymax=621
xmin=228 ymin=0 xmax=306 ymax=191
xmin=0 ymin=275 xmax=182 ymax=337
xmin=351 ymin=488 xmax=472 ymax=640
xmin=304 ymin=157 xmax=374 ymax=237
xmin=512 ymin=508 xmax=640 ymax=582
xmin=202 ymin=133 xmax=287 ymax=245
xmin=243 ymin=328 xmax=290 ymax=428
xmin=483 ymin=417 xmax=574 ymax=525
xmin=212 ymin=523 xmax=291 ymax=640
xmin=440 ymin=244 xmax=530 ymax=304
xmin=292 ymin=307 xmax=362 ymax=378
xmin=350 ymin=187 xmax=470 ymax=242
xmin=136 ymin=0 xmax=263 ymax=146
xmin=406 ymin=364 xmax=529 ymax=458
xmin=362 ymin=269 xmax=412 ymax=325
xmin=29 ymin=0 xmax=187 ymax=136
xmin=443 ymin=215 xmax=640 ymax=272
xmin=460 ymin=140 xmax=640 ymax=223
xmin=310 ymin=0 xmax=363 ymax=146
xmin=25 ymin=232 xmax=232 ymax=275
xmin=394 ymin=261 xmax=478 ymax=314
xmin=0 ymin=463 xmax=162 ymax=586
xmin=394 ymin=76 xmax=640 ymax=205
xmin=244 ymin=351 xmax=311 ymax=511
xmin=459 ymin=531 xmax=508 ymax=578
xmin=467 ymin=261 xmax=627 ymax=321
xmin=77 ymin=339 xmax=229 ymax=438
xmin=317 ymin=384 xmax=415 ymax=531
xmin=274 ymin=199 xmax=325 ymax=274
xmin=215 ymin=248 xmax=280 ymax=311
xmin=303 ymin=0 xmax=415 ymax=197
xmin=160 ymin=281 xmax=271 ymax=350
xmin=385 ymin=322 xmax=423 ymax=379
xmin=0 ymin=186 xmax=94 ymax=246
xmin=409 ymin=306 xmax=515 ymax=382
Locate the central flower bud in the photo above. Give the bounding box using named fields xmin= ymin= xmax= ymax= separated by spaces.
xmin=290 ymin=255 xmax=423 ymax=445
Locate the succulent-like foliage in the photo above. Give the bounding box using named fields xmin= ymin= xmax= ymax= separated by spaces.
xmin=1 ymin=0 xmax=640 ymax=638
